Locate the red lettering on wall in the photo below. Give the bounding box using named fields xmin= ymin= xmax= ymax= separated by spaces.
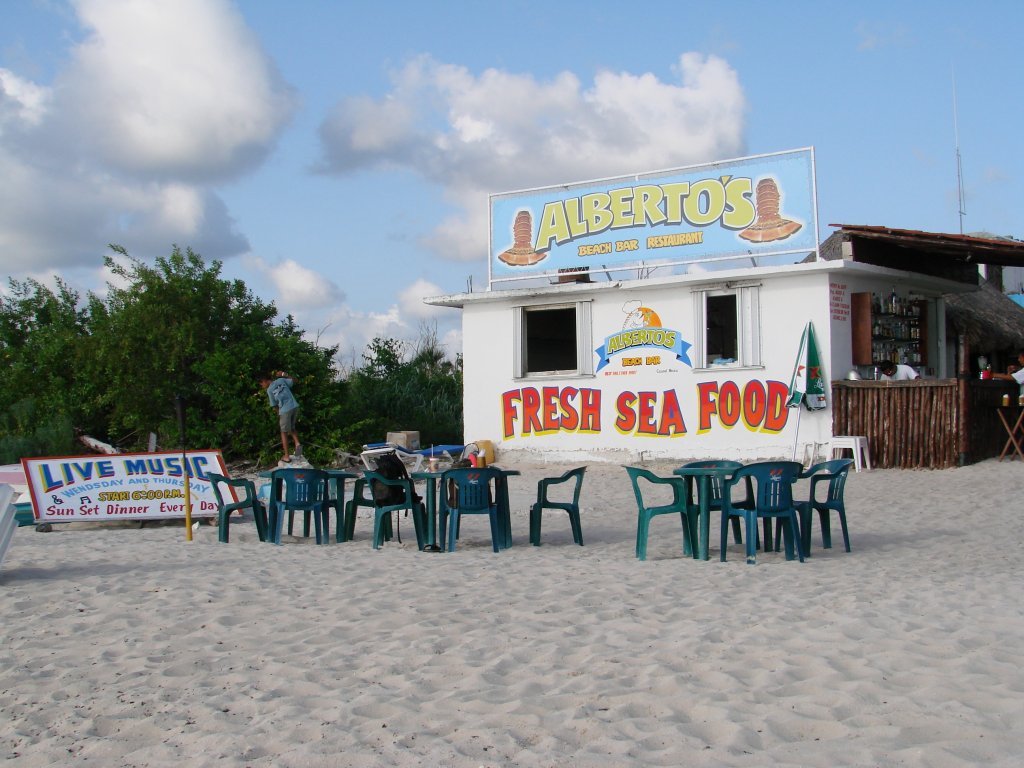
xmin=580 ymin=388 xmax=601 ymax=432
xmin=696 ymin=382 xmax=718 ymax=433
xmin=521 ymin=387 xmax=542 ymax=435
xmin=636 ymin=391 xmax=658 ymax=434
xmin=659 ymin=389 xmax=686 ymax=436
xmin=541 ymin=386 xmax=560 ymax=432
xmin=743 ymin=380 xmax=767 ymax=430
xmin=502 ymin=390 xmax=522 ymax=439
xmin=502 ymin=387 xmax=602 ymax=438
xmin=763 ymin=380 xmax=790 ymax=432
xmin=559 ymin=387 xmax=580 ymax=431
xmin=615 ymin=391 xmax=637 ymax=433
xmin=718 ymin=380 xmax=741 ymax=427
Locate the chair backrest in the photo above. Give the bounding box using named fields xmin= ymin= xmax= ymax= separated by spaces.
xmin=679 ymin=460 xmax=745 ymax=505
xmin=362 ymin=470 xmax=418 ymax=508
xmin=732 ymin=461 xmax=803 ymax=513
xmin=805 ymin=458 xmax=854 ymax=502
xmin=540 ymin=466 xmax=587 ymax=505
xmin=624 ymin=466 xmax=684 ymax=509
xmin=271 ymin=468 xmax=327 ymax=507
xmin=208 ymin=472 xmax=257 ymax=510
xmin=445 ymin=468 xmax=499 ymax=512
xmin=367 ymin=453 xmax=412 ymax=507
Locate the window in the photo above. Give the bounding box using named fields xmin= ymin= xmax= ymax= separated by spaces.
xmin=693 ymin=285 xmax=762 ymax=368
xmin=513 ymin=301 xmax=593 ymax=378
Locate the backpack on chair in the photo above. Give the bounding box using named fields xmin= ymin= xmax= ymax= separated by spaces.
xmin=371 ymin=451 xmax=420 ymax=507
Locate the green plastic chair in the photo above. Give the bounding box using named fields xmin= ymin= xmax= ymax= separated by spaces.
xmin=624 ymin=466 xmax=697 ymax=561
xmin=720 ymin=461 xmax=804 ymax=565
xmin=343 ymin=478 xmax=397 ymax=544
xmin=530 ymin=466 xmax=586 ymax=546
xmin=208 ymin=473 xmax=268 ymax=543
xmin=443 ymin=467 xmax=504 ymax=553
xmin=362 ymin=470 xmax=426 ymax=550
xmin=267 ymin=468 xmax=329 ymax=545
xmin=782 ymin=458 xmax=854 ymax=556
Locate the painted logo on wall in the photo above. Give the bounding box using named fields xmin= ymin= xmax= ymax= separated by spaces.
xmin=595 ymin=301 xmax=693 ymax=372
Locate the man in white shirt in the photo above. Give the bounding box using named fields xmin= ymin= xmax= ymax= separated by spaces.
xmin=879 ymin=361 xmax=919 ymax=381
xmin=992 ymin=351 xmax=1024 ymax=387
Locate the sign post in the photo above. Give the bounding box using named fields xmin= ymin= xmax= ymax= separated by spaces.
xmin=175 ymin=395 xmax=193 ymax=541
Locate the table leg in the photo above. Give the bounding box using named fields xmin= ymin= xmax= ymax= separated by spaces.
xmin=423 ymin=477 xmax=439 ymax=549
xmin=997 ymin=409 xmax=1024 ymax=461
xmin=698 ymin=476 xmax=711 ymax=561
xmin=497 ymin=476 xmax=512 ymax=549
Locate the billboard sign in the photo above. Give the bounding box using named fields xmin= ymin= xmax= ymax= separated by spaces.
xmin=21 ymin=450 xmax=229 ymax=524
xmin=489 ymin=148 xmax=818 ymax=284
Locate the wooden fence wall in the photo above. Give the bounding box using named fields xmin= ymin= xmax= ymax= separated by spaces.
xmin=831 ymin=379 xmax=1020 ymax=468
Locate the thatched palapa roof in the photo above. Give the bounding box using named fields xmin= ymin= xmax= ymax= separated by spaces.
xmin=944 ymin=280 xmax=1024 ymax=351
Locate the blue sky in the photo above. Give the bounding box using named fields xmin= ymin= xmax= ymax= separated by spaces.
xmin=2 ymin=0 xmax=1021 ymax=362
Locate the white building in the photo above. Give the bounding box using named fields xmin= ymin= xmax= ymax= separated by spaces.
xmin=426 ymin=151 xmax=1003 ymax=465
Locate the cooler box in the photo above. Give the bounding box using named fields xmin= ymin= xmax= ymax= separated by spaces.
xmin=386 ymin=431 xmax=420 ymax=450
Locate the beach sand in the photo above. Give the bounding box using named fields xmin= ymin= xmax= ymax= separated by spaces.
xmin=2 ymin=459 xmax=1023 ymax=767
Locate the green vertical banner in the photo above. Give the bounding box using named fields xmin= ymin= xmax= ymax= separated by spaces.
xmin=787 ymin=321 xmax=827 ymax=411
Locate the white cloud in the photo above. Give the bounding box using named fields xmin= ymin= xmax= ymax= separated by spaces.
xmin=318 ymin=53 xmax=747 ymax=263
xmin=0 ymin=0 xmax=296 ymax=275
xmin=262 ymin=258 xmax=345 ymax=311
xmin=57 ymin=0 xmax=297 ymax=180
xmin=398 ymin=278 xmax=448 ymax=321
xmin=0 ymin=68 xmax=49 ymax=127
xmin=855 ymin=21 xmax=913 ymax=52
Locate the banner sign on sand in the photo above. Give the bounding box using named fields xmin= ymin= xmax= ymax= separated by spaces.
xmin=21 ymin=450 xmax=229 ymax=523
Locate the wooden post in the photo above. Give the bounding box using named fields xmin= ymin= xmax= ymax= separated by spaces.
xmin=957 ymin=333 xmax=970 ymax=466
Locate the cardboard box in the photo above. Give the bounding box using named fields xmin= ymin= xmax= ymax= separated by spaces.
xmin=387 ymin=431 xmax=420 ymax=450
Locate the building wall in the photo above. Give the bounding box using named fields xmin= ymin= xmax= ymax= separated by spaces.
xmin=461 ymin=270 xmax=837 ymax=463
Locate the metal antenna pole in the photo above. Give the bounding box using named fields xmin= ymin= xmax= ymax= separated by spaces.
xmin=952 ymin=69 xmax=966 ymax=235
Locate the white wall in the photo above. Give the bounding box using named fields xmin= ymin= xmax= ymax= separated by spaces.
xmin=460 ymin=268 xmax=836 ymax=463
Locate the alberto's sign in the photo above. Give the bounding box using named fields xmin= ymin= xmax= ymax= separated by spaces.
xmin=21 ymin=450 xmax=228 ymax=523
xmin=489 ymin=148 xmax=817 ymax=284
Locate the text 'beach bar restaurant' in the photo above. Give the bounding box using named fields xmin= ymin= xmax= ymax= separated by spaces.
xmin=426 ymin=149 xmax=1024 ymax=469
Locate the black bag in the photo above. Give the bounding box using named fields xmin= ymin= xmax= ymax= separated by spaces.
xmin=371 ymin=451 xmax=419 ymax=506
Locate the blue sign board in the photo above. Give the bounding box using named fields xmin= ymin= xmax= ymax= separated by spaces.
xmin=489 ymin=148 xmax=818 ymax=284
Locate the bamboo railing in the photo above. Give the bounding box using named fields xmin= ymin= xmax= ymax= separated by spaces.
xmin=830 ymin=379 xmax=1019 ymax=469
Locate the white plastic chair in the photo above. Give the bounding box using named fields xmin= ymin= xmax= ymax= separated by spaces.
xmin=360 ymin=445 xmax=424 ymax=473
xmin=829 ymin=436 xmax=872 ymax=472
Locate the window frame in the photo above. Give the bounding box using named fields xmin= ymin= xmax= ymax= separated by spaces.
xmin=513 ymin=300 xmax=594 ymax=379
xmin=692 ymin=283 xmax=762 ymax=370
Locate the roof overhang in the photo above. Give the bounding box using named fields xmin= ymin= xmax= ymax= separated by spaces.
xmin=424 ymin=255 xmax=974 ymax=309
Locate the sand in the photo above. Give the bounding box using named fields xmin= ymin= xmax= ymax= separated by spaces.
xmin=2 ymin=459 xmax=1023 ymax=767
